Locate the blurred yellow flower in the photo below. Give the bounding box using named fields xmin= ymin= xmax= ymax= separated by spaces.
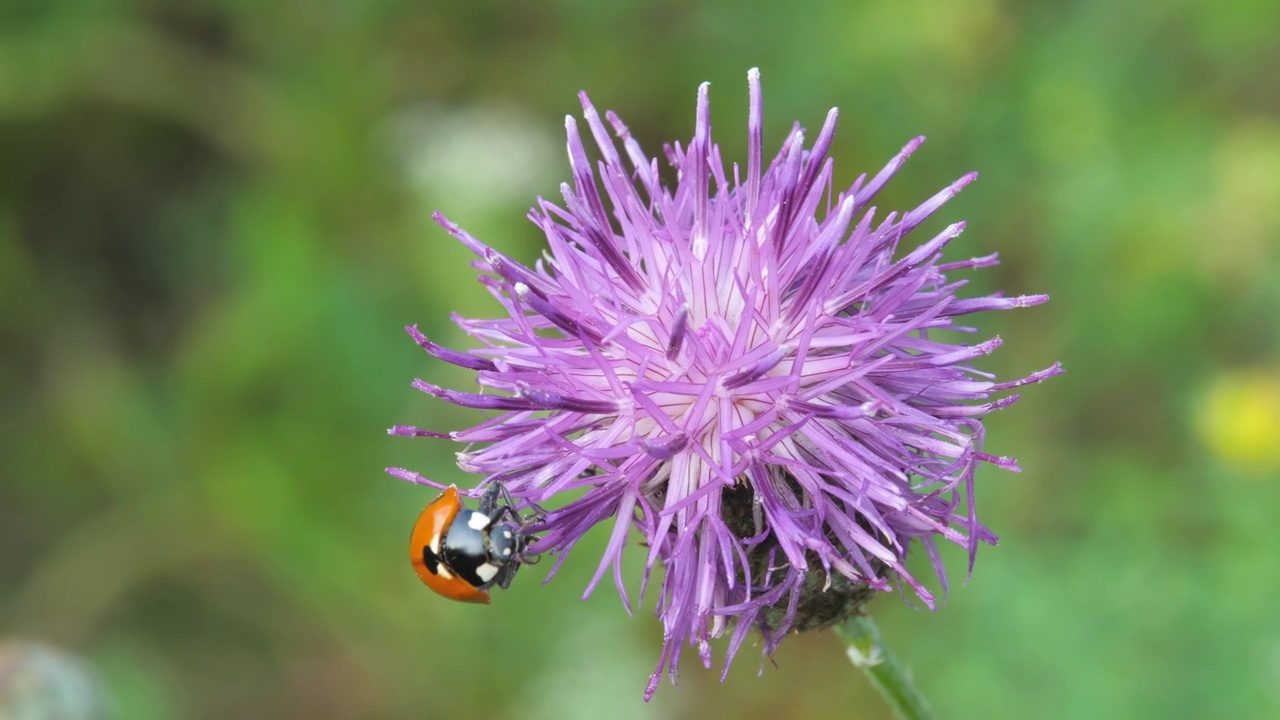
xmin=1198 ymin=369 xmax=1280 ymax=473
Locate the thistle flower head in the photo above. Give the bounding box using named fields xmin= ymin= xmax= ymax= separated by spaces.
xmin=390 ymin=68 xmax=1060 ymax=699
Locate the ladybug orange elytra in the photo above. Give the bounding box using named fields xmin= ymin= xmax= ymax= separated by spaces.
xmin=409 ymin=482 xmax=539 ymax=604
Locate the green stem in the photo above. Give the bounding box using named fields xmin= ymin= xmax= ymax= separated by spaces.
xmin=835 ymin=614 xmax=938 ymax=720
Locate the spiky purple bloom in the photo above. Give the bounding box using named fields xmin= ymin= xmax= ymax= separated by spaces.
xmin=390 ymin=69 xmax=1060 ymax=699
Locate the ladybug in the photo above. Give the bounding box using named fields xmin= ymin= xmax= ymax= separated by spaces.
xmin=409 ymin=482 xmax=540 ymax=604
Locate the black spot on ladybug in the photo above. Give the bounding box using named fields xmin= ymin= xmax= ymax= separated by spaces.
xmin=422 ymin=546 xmax=440 ymax=575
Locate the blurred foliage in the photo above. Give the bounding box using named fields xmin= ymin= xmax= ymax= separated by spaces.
xmin=0 ymin=642 xmax=108 ymax=719
xmin=1 ymin=1 xmax=1278 ymax=718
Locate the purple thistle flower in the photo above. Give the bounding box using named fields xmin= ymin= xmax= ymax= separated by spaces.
xmin=390 ymin=68 xmax=1060 ymax=699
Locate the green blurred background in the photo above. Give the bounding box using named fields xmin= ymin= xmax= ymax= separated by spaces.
xmin=2 ymin=1 xmax=1278 ymax=718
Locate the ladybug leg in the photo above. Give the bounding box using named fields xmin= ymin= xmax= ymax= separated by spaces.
xmin=481 ymin=481 xmax=544 ymax=527
xmin=477 ymin=482 xmax=503 ymax=517
xmin=496 ymin=482 xmax=518 ymax=515
xmin=516 ymin=536 xmax=543 ymax=566
xmin=498 ymin=482 xmax=548 ymax=525
xmin=492 ymin=561 xmax=520 ymax=590
xmin=491 ymin=483 xmax=547 ymax=565
xmin=478 ymin=482 xmax=525 ymax=524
